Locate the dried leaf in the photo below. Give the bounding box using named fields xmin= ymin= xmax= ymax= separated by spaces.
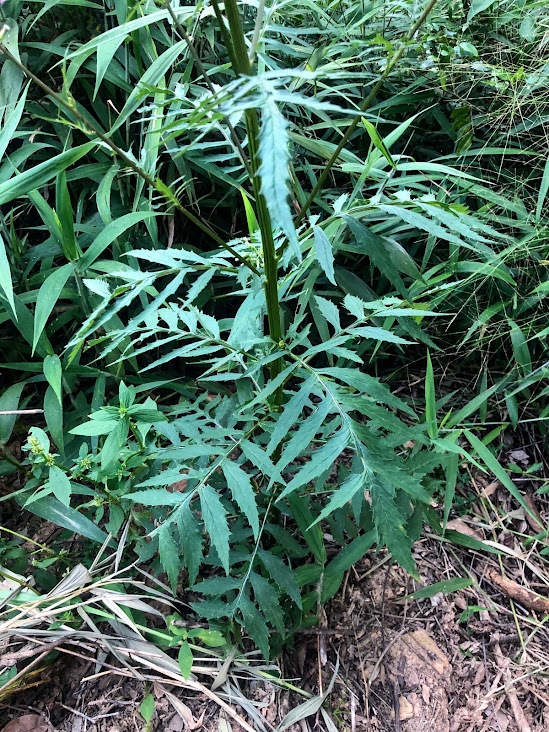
xmin=2 ymin=715 xmax=55 ymax=732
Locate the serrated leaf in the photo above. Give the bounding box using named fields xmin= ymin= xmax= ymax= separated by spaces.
xmin=258 ymin=97 xmax=300 ymax=260
xmin=159 ymin=524 xmax=180 ymax=593
xmin=319 ymin=367 xmax=415 ymax=415
xmin=287 ymin=493 xmax=326 ymax=564
xmin=201 ymin=484 xmax=230 ymax=574
xmin=192 ymin=576 xmax=242 ymax=595
xmin=266 ymin=377 xmax=314 ymax=456
xmin=241 ymin=439 xmax=277 ymax=478
xmin=371 ymin=478 xmax=416 ymax=576
xmin=250 ymin=572 xmax=285 ymax=633
xmin=257 ymin=548 xmax=301 ymax=608
xmin=314 ymin=295 xmax=340 ymax=331
xmin=238 ymin=594 xmax=270 ymax=660
xmin=313 ymin=226 xmax=336 ymax=284
xmin=189 ymin=599 xmax=234 ymax=620
xmin=276 ymin=398 xmax=332 ymax=472
xmin=243 ymin=363 xmax=297 ymax=412
xmin=177 ymin=502 xmax=203 ymax=585
xmin=222 ymin=460 xmax=259 ymax=539
xmin=344 ymin=216 xmax=407 ymax=297
xmin=125 ymin=488 xmax=185 ymax=506
xmin=278 ymin=427 xmax=349 ymax=501
xmin=311 ymin=471 xmax=367 ymax=527
xmin=343 ymin=293 xmax=365 ymax=320
xmin=351 ymin=326 xmax=411 ymax=344
xmin=127 ymin=407 xmax=167 ymax=423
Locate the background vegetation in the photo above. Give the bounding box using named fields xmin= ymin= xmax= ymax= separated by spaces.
xmin=0 ymin=0 xmax=547 ymax=720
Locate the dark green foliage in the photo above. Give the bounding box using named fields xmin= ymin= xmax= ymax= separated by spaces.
xmin=0 ymin=0 xmax=547 ymax=659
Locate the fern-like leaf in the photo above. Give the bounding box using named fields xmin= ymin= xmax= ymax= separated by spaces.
xmin=258 ymin=97 xmax=300 ymax=260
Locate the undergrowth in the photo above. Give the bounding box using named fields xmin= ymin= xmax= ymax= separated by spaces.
xmin=0 ymin=0 xmax=547 ymax=721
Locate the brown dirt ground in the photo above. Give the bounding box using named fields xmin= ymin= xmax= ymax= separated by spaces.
xmin=2 ymin=445 xmax=549 ymax=731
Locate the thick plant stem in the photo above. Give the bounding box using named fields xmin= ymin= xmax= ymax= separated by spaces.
xmin=220 ymin=0 xmax=284 ymax=381
xmin=0 ymin=40 xmax=260 ymax=276
xmin=246 ymin=109 xmax=283 ymax=354
xmin=292 ymin=0 xmax=438 ymax=229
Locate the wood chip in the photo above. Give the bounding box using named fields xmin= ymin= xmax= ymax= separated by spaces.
xmin=399 ymin=696 xmax=414 ymax=721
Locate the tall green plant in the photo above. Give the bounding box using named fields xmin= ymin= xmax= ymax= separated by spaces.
xmin=0 ymin=0 xmax=547 ymax=665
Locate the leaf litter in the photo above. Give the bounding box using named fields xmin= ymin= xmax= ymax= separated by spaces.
xmin=2 ymin=418 xmax=549 ymax=732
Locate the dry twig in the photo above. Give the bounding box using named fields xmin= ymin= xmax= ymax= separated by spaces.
xmin=485 ymin=568 xmax=549 ymax=613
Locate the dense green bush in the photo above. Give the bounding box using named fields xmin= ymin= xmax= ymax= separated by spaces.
xmin=0 ymin=0 xmax=547 ymax=668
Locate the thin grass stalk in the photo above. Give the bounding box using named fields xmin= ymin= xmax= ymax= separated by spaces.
xmin=288 ymin=0 xmax=439 ymax=234
xmin=248 ymin=0 xmax=266 ymax=63
xmin=218 ymin=0 xmax=284 ymax=384
xmin=162 ymin=0 xmax=251 ymax=176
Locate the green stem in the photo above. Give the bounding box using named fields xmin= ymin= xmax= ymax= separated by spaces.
xmin=289 ymin=0 xmax=438 ymax=233
xmin=0 ymin=41 xmax=260 ymax=276
xmin=130 ymin=422 xmax=146 ymax=452
xmin=211 ymin=0 xmax=238 ymax=69
xmin=220 ymin=0 xmax=284 ymax=385
xmin=248 ymin=0 xmax=266 ymax=64
xmin=0 ymin=445 xmax=29 ymax=473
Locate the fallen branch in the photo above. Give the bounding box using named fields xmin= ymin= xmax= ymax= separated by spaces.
xmin=485 ymin=568 xmax=549 ymax=613
xmin=0 ymin=410 xmax=43 ymax=415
